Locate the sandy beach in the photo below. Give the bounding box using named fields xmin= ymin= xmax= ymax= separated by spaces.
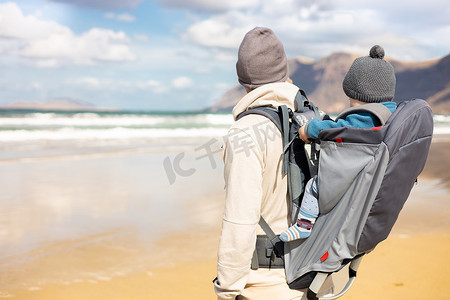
xmin=1 ymin=137 xmax=449 ymax=300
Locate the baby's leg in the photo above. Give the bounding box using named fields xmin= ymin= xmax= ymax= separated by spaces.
xmin=280 ymin=176 xmax=319 ymax=242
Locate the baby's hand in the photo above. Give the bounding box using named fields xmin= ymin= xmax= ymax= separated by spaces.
xmin=298 ymin=124 xmax=310 ymax=143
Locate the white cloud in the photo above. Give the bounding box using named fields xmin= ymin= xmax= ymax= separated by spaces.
xmin=0 ymin=2 xmax=67 ymax=40
xmin=117 ymin=13 xmax=136 ymax=22
xmin=20 ymin=28 xmax=136 ymax=64
xmin=71 ymin=77 xmax=168 ymax=94
xmin=172 ymin=76 xmax=194 ymax=89
xmin=180 ymin=0 xmax=450 ymax=61
xmin=213 ymin=50 xmax=236 ymax=62
xmin=183 ymin=16 xmax=252 ymax=49
xmin=0 ymin=2 xmax=136 ymax=66
xmin=73 ymin=77 xmax=110 ymax=89
xmin=47 ymin=0 xmax=143 ymax=10
xmin=155 ymin=0 xmax=259 ymax=13
xmin=31 ymin=82 xmax=42 ymax=90
xmin=105 ymin=12 xmax=136 ymax=22
xmin=105 ymin=12 xmax=115 ymax=19
xmin=134 ymin=33 xmax=150 ymax=42
xmin=136 ymin=80 xmax=168 ymax=94
xmin=141 ymin=80 xmax=162 ymax=87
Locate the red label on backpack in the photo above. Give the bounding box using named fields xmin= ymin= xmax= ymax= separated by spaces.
xmin=320 ymin=251 xmax=329 ymax=262
xmin=372 ymin=126 xmax=382 ymax=130
xmin=336 ymin=138 xmax=343 ymax=143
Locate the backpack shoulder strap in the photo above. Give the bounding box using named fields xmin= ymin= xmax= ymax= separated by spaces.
xmin=236 ymin=106 xmax=291 ymax=175
xmin=336 ymin=103 xmax=392 ymax=125
xmin=236 ymin=106 xmax=282 ymax=132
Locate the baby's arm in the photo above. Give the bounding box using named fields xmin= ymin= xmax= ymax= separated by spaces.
xmin=298 ymin=118 xmax=341 ymax=142
xmin=298 ymin=119 xmax=335 ymax=142
xmin=299 ymin=113 xmax=376 ymax=141
xmin=299 ymin=124 xmax=309 ymax=142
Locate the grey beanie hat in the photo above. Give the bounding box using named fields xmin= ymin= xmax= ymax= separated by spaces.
xmin=343 ymin=45 xmax=396 ymax=103
xmin=236 ymin=27 xmax=288 ymax=90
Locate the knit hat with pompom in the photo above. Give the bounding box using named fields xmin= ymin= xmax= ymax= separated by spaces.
xmin=343 ymin=45 xmax=396 ymax=102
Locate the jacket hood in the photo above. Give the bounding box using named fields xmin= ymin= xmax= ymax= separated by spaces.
xmin=232 ymin=82 xmax=299 ymax=120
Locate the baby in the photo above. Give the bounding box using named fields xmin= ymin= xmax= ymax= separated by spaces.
xmin=281 ymin=45 xmax=397 ymax=242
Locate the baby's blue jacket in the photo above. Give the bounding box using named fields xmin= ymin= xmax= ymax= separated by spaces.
xmin=307 ymin=102 xmax=397 ymax=139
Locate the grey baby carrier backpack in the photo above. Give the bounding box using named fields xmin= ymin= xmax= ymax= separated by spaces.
xmin=237 ymin=91 xmax=433 ymax=300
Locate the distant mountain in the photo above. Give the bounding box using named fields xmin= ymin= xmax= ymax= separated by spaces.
xmin=0 ymin=98 xmax=116 ymax=111
xmin=394 ymin=54 xmax=450 ymax=114
xmin=208 ymin=52 xmax=450 ymax=114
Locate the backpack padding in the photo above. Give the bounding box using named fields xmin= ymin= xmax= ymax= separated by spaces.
xmin=357 ymin=99 xmax=433 ymax=252
xmin=236 ymin=107 xmax=282 ymax=132
xmin=337 ymin=103 xmax=392 ymax=125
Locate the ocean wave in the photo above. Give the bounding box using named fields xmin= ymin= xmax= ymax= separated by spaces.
xmin=433 ymin=114 xmax=450 ymax=124
xmin=203 ymin=114 xmax=234 ymax=125
xmin=0 ymin=127 xmax=229 ymax=142
xmin=0 ymin=115 xmax=159 ymax=127
xmin=0 ymin=111 xmax=448 ymax=141
xmin=433 ymin=126 xmax=450 ymax=135
xmin=0 ymin=113 xmax=234 ymax=128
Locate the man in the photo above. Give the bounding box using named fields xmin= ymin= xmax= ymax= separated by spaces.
xmin=214 ymin=27 xmax=333 ymax=300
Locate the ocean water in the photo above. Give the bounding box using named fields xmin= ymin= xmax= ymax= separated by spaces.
xmin=0 ymin=110 xmax=233 ymax=141
xmin=0 ymin=110 xmax=234 ymax=161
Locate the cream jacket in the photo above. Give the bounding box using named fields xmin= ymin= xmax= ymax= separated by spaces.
xmin=215 ymin=82 xmax=306 ymax=299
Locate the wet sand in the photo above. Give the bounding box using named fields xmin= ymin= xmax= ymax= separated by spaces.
xmin=1 ymin=139 xmax=449 ymax=299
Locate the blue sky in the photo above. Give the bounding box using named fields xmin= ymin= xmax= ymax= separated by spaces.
xmin=0 ymin=0 xmax=449 ymax=111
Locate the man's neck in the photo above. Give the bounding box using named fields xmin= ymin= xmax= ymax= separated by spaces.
xmin=349 ymin=98 xmax=367 ymax=107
